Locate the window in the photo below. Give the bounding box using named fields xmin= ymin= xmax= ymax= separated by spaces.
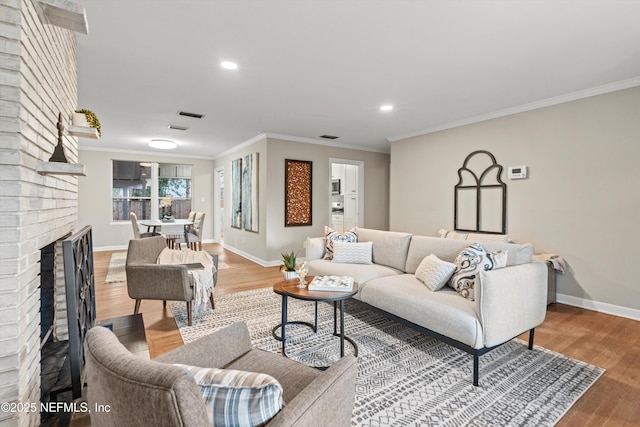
xmin=112 ymin=161 xmax=192 ymax=221
xmin=158 ymin=164 xmax=192 ymax=219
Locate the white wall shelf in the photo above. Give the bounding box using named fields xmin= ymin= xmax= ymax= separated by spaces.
xmin=39 ymin=0 xmax=89 ymax=34
xmin=68 ymin=125 xmax=99 ymax=139
xmin=37 ymin=161 xmax=86 ymax=176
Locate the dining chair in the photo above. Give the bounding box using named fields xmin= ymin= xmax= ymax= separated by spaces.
xmin=129 ymin=212 xmax=159 ymax=239
xmin=175 ymin=212 xmax=205 ymax=250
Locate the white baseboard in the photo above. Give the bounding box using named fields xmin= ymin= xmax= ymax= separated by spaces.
xmin=556 ymin=293 xmax=640 ymax=321
xmin=95 ymin=244 xmax=128 ymax=252
xmin=222 ymin=244 xmax=281 ymax=268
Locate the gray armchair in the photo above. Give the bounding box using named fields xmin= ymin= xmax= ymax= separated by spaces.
xmin=85 ymin=322 xmax=357 ymax=427
xmin=125 ymin=236 xmax=218 ymax=326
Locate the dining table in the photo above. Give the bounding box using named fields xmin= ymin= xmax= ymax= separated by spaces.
xmin=138 ymin=219 xmax=193 ymax=247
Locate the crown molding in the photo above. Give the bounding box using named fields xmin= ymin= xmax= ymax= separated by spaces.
xmin=264 ymin=132 xmax=390 ymax=154
xmin=78 ymin=145 xmax=217 ymax=160
xmin=388 ymin=76 xmax=640 ymax=143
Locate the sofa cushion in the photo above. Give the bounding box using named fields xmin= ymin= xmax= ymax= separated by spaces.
xmin=415 ymin=254 xmax=456 ymax=291
xmin=448 ymin=244 xmax=508 ymax=301
xmin=174 ymin=363 xmax=283 ymax=426
xmin=332 ymin=241 xmax=373 ymax=264
xmin=404 ymin=236 xmax=533 ymax=273
xmin=357 ymin=228 xmax=413 ymax=271
xmin=359 ymin=274 xmax=483 ymax=348
xmin=307 ymin=259 xmax=401 ymax=296
xmin=323 ymin=226 xmax=358 ymax=260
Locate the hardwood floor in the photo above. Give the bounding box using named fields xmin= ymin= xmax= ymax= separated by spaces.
xmin=92 ymin=243 xmax=640 ymax=426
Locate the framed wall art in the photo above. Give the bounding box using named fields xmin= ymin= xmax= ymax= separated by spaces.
xmin=231 ymin=157 xmax=242 ymax=229
xmin=242 ymin=152 xmax=259 ymax=232
xmin=285 ymin=159 xmax=312 ymax=227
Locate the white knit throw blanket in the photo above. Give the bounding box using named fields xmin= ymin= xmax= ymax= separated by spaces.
xmin=157 ymin=248 xmax=215 ymax=306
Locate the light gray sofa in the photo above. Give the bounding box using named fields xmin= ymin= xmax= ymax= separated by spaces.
xmin=306 ymin=228 xmax=548 ymax=386
xmin=85 ymin=322 xmax=357 ymax=426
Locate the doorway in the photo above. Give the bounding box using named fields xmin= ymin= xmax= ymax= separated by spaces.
xmin=213 ymin=167 xmax=224 ymax=243
xmin=329 ymin=159 xmax=364 ymax=233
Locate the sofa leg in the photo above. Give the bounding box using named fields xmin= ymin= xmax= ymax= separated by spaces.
xmin=528 ymin=328 xmax=535 ymax=350
xmin=134 ymin=299 xmax=141 ymax=314
xmin=473 ymin=354 xmax=479 ymax=386
xmin=187 ymin=302 xmax=192 ymax=326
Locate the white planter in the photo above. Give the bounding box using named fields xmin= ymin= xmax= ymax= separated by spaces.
xmin=72 ymin=112 xmax=90 ymax=127
xmin=282 ymin=271 xmax=298 ymax=281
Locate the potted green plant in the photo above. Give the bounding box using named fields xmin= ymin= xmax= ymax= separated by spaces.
xmin=280 ymin=251 xmax=299 ymax=280
xmin=73 ymin=108 xmax=102 ymax=137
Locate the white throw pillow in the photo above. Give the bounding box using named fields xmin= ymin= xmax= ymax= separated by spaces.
xmin=415 ymin=254 xmax=456 ymax=291
xmin=448 ymin=243 xmax=508 ymax=301
xmin=174 ymin=364 xmax=283 ymax=426
xmin=323 ymin=226 xmax=358 ymax=260
xmin=332 ymin=241 xmax=373 ymax=264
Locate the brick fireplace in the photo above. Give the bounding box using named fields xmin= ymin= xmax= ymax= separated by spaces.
xmin=0 ymin=1 xmax=85 ymax=425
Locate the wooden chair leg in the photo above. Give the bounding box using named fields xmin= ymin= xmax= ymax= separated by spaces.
xmin=186 ymin=301 xmax=192 ymax=326
xmin=134 ymin=299 xmax=141 ymax=314
xmin=163 ymin=300 xmax=167 ymax=308
xmin=209 ymin=293 xmax=215 ymax=310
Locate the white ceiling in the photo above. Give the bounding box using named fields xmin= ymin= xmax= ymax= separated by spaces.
xmin=76 ymin=1 xmax=640 ymax=158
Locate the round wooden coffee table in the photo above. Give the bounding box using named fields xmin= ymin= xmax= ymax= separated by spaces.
xmin=272 ymin=278 xmax=359 ymax=364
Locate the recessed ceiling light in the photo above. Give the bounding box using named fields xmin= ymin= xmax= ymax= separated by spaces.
xmin=221 ymin=61 xmax=238 ymax=70
xmin=149 ymin=139 xmax=177 ymax=150
xmin=380 ymin=104 xmax=394 ymax=112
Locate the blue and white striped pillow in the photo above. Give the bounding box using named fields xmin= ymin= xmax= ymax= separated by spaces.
xmin=174 ymin=364 xmax=283 ymax=426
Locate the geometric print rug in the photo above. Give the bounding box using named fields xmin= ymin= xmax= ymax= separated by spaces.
xmin=171 ymin=287 xmax=604 ymax=426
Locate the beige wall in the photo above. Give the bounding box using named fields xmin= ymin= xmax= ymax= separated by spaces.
xmin=78 ymin=150 xmax=215 ymax=249
xmin=214 ymin=136 xmax=390 ymax=264
xmin=390 ymin=86 xmax=640 ymax=313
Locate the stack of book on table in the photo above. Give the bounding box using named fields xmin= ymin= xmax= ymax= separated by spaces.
xmin=308 ymin=275 xmax=355 ymax=292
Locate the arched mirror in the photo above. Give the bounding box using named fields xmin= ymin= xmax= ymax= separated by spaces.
xmin=454 ymin=150 xmax=506 ymax=234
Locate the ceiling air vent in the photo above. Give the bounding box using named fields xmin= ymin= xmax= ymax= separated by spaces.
xmin=168 ymin=125 xmax=189 ymax=131
xmin=320 ymin=134 xmax=339 ymax=140
xmin=178 ymin=111 xmax=204 ymax=119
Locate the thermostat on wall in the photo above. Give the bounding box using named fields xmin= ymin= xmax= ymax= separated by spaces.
xmin=508 ymin=166 xmax=528 ymax=180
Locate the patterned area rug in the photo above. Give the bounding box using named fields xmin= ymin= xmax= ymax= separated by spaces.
xmin=104 ymin=252 xmax=127 ymax=283
xmin=171 ymin=288 xmax=604 ymax=426
xmin=105 ymin=251 xmax=230 ymax=284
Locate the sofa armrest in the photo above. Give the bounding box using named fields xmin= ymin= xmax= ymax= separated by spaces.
xmin=477 ymin=262 xmax=548 ymax=348
xmin=266 ymin=354 xmax=357 ymax=426
xmin=154 ymin=322 xmax=253 ymax=366
xmin=305 ymin=237 xmax=325 ymax=261
xmin=126 ymin=264 xmax=192 ymax=301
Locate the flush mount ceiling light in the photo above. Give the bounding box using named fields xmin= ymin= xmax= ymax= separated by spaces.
xmin=149 ymin=139 xmax=177 ymax=149
xmin=380 ymin=104 xmax=394 ymax=112
xmin=221 ymin=61 xmax=238 ymax=70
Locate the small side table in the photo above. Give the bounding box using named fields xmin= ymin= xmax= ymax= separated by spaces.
xmin=272 ymin=278 xmax=358 ymax=364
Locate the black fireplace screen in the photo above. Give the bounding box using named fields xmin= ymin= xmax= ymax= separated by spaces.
xmin=62 ymin=225 xmax=96 ymax=399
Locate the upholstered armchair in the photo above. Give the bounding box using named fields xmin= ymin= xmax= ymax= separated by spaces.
xmin=125 ymin=236 xmax=218 ymax=326
xmin=84 ymin=322 xmax=357 ymax=427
